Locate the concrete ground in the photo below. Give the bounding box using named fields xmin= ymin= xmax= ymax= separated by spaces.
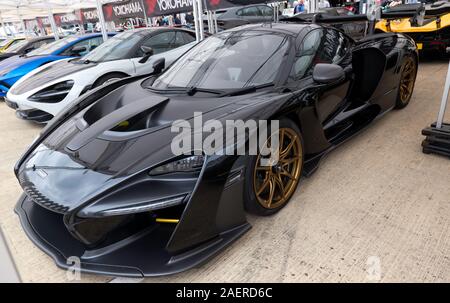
xmin=0 ymin=61 xmax=449 ymax=283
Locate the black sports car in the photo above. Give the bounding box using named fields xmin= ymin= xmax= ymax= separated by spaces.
xmin=14 ymin=22 xmax=418 ymax=277
xmin=210 ymin=4 xmax=276 ymax=30
xmin=0 ymin=36 xmax=56 ymax=62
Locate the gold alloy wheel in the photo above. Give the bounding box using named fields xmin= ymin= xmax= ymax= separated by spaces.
xmin=253 ymin=127 xmax=302 ymax=209
xmin=399 ymin=57 xmax=416 ymax=104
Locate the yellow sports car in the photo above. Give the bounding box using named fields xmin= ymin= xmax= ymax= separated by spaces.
xmin=376 ymin=2 xmax=450 ymax=53
xmin=0 ymin=38 xmax=25 ymax=53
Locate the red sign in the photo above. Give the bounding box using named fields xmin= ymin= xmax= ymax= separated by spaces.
xmin=54 ymin=12 xmax=82 ymax=26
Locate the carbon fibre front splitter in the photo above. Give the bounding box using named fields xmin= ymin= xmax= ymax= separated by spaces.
xmin=14 ymin=193 xmax=251 ymax=278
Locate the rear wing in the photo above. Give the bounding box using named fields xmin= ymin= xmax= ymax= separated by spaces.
xmin=281 ymin=8 xmax=425 ymax=24
xmin=280 ymin=5 xmax=427 ymax=36
xmin=384 ymin=2 xmax=450 ymax=17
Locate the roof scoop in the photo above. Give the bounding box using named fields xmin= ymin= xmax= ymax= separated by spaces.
xmin=67 ymin=96 xmax=169 ymax=151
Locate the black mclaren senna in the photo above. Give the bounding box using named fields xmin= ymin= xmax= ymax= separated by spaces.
xmin=14 ymin=22 xmax=418 ymax=277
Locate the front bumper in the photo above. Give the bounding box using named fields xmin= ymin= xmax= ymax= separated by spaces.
xmin=4 ymin=98 xmax=17 ymax=109
xmin=15 ymin=109 xmax=53 ymax=123
xmin=15 ymin=194 xmax=251 ymax=277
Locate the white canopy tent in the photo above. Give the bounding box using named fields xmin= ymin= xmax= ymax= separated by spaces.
xmin=0 ymin=0 xmax=315 ymax=42
xmin=0 ymin=0 xmax=110 ymax=38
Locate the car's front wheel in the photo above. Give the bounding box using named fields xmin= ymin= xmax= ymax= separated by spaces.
xmin=244 ymin=118 xmax=304 ymax=216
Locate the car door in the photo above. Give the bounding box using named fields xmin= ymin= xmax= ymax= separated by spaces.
xmin=258 ymin=5 xmax=274 ymax=22
xmin=60 ymin=36 xmax=104 ymax=57
xmin=26 ymin=38 xmax=54 ymax=54
xmin=173 ymin=31 xmax=196 ymax=49
xmin=290 ymin=28 xmax=352 ymax=124
xmin=236 ymin=6 xmax=260 ymax=24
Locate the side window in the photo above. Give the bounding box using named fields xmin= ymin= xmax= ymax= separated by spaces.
xmin=322 ymin=29 xmax=351 ymax=64
xmin=9 ymin=40 xmax=22 ymax=48
xmin=290 ymin=29 xmax=350 ymax=80
xmin=239 ymin=7 xmax=259 ymax=17
xmin=61 ymin=37 xmax=103 ymax=56
xmin=174 ymin=31 xmax=195 ymax=47
xmin=290 ymin=29 xmax=323 ymax=79
xmin=32 ymin=39 xmax=52 ymax=50
xmin=138 ymin=31 xmax=176 ymax=56
xmin=259 ymin=6 xmax=273 ymax=17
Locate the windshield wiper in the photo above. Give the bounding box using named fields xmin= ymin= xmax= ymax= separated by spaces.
xmin=147 ymin=86 xmax=224 ymax=96
xmin=147 ymin=84 xmax=274 ymax=97
xmin=186 ymin=87 xmax=224 ymax=96
xmin=219 ymin=83 xmax=275 ymax=97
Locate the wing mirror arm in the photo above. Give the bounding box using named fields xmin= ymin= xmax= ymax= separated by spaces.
xmin=151 ymin=58 xmax=165 ymax=75
xmin=139 ymin=46 xmax=154 ymax=64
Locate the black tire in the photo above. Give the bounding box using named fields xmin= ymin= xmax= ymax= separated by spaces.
xmin=243 ymin=118 xmax=304 ymax=216
xmin=395 ymin=55 xmax=417 ymax=109
xmin=93 ymin=72 xmax=128 ymax=88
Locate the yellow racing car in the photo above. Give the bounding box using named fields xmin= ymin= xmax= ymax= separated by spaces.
xmin=376 ymin=1 xmax=450 ymax=53
xmin=0 ymin=38 xmax=25 ymax=53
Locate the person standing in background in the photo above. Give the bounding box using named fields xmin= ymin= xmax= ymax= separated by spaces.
xmin=294 ymin=0 xmax=305 ymax=13
xmin=173 ymin=14 xmax=181 ymax=26
xmin=318 ymin=0 xmax=331 ymax=8
xmin=185 ymin=12 xmax=194 ymax=25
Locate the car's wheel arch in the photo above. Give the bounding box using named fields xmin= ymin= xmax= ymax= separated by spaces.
xmin=92 ymin=71 xmax=130 ymax=88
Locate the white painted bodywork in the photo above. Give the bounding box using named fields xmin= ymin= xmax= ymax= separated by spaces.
xmin=7 ymin=42 xmax=195 ymax=119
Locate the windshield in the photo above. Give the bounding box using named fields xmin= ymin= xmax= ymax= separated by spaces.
xmin=152 ymin=30 xmax=289 ymax=90
xmin=82 ymin=31 xmax=141 ymax=62
xmin=0 ymin=39 xmax=11 ymax=47
xmin=5 ymin=39 xmax=29 ymax=52
xmin=27 ymin=36 xmax=78 ymax=56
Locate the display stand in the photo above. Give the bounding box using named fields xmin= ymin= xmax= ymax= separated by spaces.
xmin=422 ymin=57 xmax=450 ymax=157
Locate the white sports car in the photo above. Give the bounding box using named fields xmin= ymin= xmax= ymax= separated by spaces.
xmin=6 ymin=27 xmax=197 ymax=123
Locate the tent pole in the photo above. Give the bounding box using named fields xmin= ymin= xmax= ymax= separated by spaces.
xmin=96 ymin=0 xmax=109 ymax=42
xmin=206 ymin=11 xmax=211 ymax=34
xmin=140 ymin=0 xmax=149 ymax=27
xmin=213 ymin=10 xmax=218 ymax=33
xmin=192 ymin=0 xmax=200 ymax=42
xmin=0 ymin=13 xmax=7 ymax=37
xmin=197 ymin=0 xmax=204 ymax=40
xmin=44 ymin=0 xmax=60 ymax=40
xmin=17 ymin=8 xmax=27 ymax=38
xmin=436 ymin=60 xmax=450 ymax=129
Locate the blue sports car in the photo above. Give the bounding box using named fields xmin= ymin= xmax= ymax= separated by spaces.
xmin=0 ymin=33 xmax=115 ymax=97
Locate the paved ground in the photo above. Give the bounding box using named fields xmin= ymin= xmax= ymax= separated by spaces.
xmin=0 ymin=60 xmax=449 ymax=283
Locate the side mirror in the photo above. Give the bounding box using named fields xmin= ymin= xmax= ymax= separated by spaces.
xmin=139 ymin=46 xmax=154 ymax=64
xmin=71 ymin=45 xmax=87 ymax=56
xmin=152 ymin=58 xmax=165 ymax=75
xmin=23 ymin=47 xmax=33 ymax=54
xmin=313 ymin=63 xmax=345 ymax=84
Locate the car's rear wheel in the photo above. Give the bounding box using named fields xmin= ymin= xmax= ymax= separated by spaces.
xmin=244 ymin=118 xmax=304 ymax=216
xmin=395 ymin=55 xmax=417 ymax=109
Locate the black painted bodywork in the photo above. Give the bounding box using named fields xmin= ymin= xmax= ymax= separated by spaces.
xmin=0 ymin=36 xmax=56 ymax=62
xmin=14 ymin=22 xmax=417 ymax=277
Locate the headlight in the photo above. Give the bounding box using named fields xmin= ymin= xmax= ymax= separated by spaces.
xmin=29 ymin=80 xmax=74 ymax=103
xmin=149 ymin=155 xmax=205 ymax=176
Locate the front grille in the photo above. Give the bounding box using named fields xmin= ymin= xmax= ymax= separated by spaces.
xmin=19 ymin=174 xmax=69 ymax=214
